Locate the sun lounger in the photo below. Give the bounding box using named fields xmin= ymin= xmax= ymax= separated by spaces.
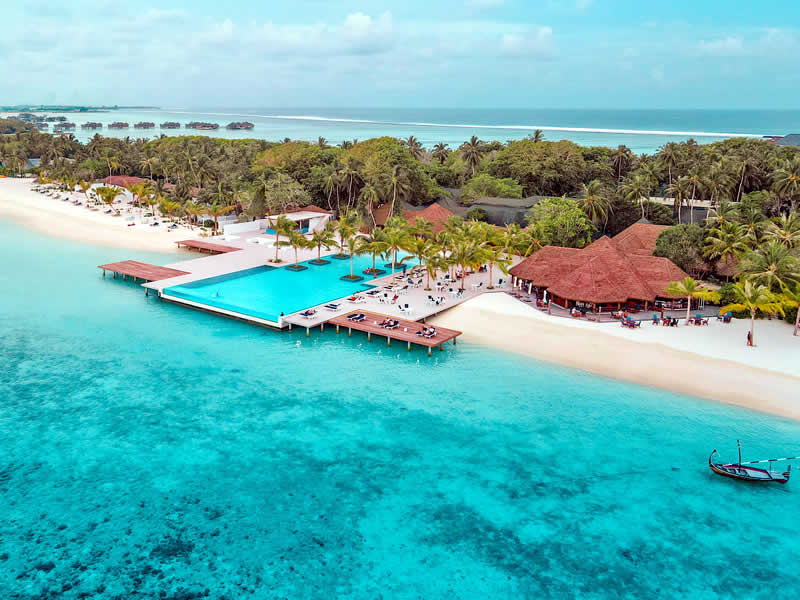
xmin=300 ymin=309 xmax=316 ymax=318
xmin=347 ymin=313 xmax=365 ymax=321
xmin=324 ymin=303 xmax=341 ymax=310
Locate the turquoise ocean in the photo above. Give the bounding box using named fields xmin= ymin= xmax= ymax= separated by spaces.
xmin=31 ymin=107 xmax=800 ymax=154
xmin=2 ymin=217 xmax=800 ymax=598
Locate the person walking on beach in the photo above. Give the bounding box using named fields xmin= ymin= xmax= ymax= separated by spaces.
xmin=746 ymin=330 xmax=753 ymax=347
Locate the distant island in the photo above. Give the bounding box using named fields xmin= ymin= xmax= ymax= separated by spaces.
xmin=0 ymin=105 xmax=159 ymax=113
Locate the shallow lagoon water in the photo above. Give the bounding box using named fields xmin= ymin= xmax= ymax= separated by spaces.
xmin=2 ymin=220 xmax=800 ymax=599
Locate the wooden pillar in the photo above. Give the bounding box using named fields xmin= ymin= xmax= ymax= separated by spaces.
xmin=348 ymin=327 xmax=352 ymax=337
xmin=453 ymin=338 xmax=457 ymax=345
xmin=102 ymin=270 xmax=106 ymax=277
xmin=407 ymin=341 xmax=411 ymax=351
xmin=145 ymin=288 xmax=149 ymax=296
xmin=367 ymin=332 xmax=371 ymax=341
xmin=439 ymin=344 xmax=443 ymax=352
xmin=428 ymin=346 xmax=432 ymax=356
xmin=336 ymin=324 xmax=340 ymax=334
xmin=320 ymin=323 xmax=324 ymax=333
xmin=289 ymin=323 xmax=292 ymax=331
xmin=306 ymin=326 xmax=310 ymax=337
xmin=387 ymin=336 xmax=391 ymax=346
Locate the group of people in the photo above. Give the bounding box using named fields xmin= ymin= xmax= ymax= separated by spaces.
xmin=416 ymin=326 xmax=437 ymax=338
xmin=379 ymin=318 xmax=399 ymax=329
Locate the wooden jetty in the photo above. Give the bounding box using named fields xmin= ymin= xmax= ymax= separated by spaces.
xmin=176 ymin=240 xmax=241 ymax=254
xmin=289 ymin=310 xmax=461 ymax=356
xmin=98 ymin=261 xmax=189 ymax=285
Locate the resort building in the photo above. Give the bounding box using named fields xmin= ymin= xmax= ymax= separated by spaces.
xmin=222 ymin=205 xmax=332 ymax=237
xmin=509 ymin=223 xmax=689 ymax=312
xmin=372 ymin=201 xmax=455 ymax=233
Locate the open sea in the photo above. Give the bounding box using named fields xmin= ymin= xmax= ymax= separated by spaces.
xmin=2 ymin=218 xmax=800 ymax=599
xmin=23 ymin=107 xmax=800 ymax=154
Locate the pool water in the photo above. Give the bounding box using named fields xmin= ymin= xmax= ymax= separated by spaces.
xmin=164 ymin=254 xmax=409 ymax=322
xmin=3 ymin=220 xmax=800 ymax=599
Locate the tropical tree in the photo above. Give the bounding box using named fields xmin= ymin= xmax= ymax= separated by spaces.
xmin=160 ymin=199 xmax=181 ymax=220
xmin=779 ymin=282 xmax=800 ymax=336
xmin=529 ymin=129 xmax=544 ymax=143
xmin=78 ymin=180 xmax=93 ymax=203
xmin=421 ymin=243 xmax=445 ymax=290
xmin=738 ymin=241 xmax=800 ymax=291
xmin=308 ymin=222 xmax=337 ymax=263
xmin=611 ymin=145 xmax=634 ymax=182
xmin=95 ymin=186 xmax=124 ymax=214
xmin=183 ymin=201 xmax=202 ymax=228
xmin=335 ymin=209 xmax=361 ymax=257
xmin=344 ymin=235 xmax=365 ymax=279
xmin=485 ymin=245 xmax=511 ymax=289
xmin=461 ymin=136 xmax=482 ymax=176
xmin=450 ymin=237 xmax=488 ymax=290
xmin=621 ymin=173 xmax=652 ymax=220
xmin=432 ymin=143 xmax=450 ymax=164
xmin=664 ymin=276 xmax=720 ymax=323
xmin=360 ymin=230 xmax=390 ymax=275
xmin=384 ymin=165 xmax=410 ymax=216
xmin=703 ymin=222 xmax=748 ymax=279
xmin=358 ymin=182 xmax=381 ymax=228
xmin=286 ymin=228 xmax=310 ymax=269
xmin=772 ymin=157 xmax=800 ymax=212
xmin=764 ymin=213 xmax=800 ymax=249
xmin=268 ymin=214 xmax=297 ymax=262
xmin=666 ymin=176 xmax=690 ymax=224
xmin=719 ymin=280 xmax=785 ymax=346
xmin=405 ymin=136 xmax=424 ymax=160
xmin=382 ymin=221 xmax=413 ymax=281
xmin=579 ymin=179 xmax=611 ymax=229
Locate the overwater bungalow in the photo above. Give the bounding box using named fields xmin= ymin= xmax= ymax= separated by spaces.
xmin=134 ymin=122 xmax=156 ymax=129
xmin=160 ymin=122 xmax=181 ymax=129
xmin=45 ymin=116 xmax=67 ymax=122
xmin=81 ymin=122 xmax=103 ymax=129
xmin=226 ymin=121 xmax=255 ymax=130
xmin=186 ymin=121 xmax=220 ymax=130
xmin=108 ymin=122 xmax=129 ymax=129
xmin=61 ymin=122 xmax=76 ymax=129
xmin=509 ymin=224 xmax=690 ymax=313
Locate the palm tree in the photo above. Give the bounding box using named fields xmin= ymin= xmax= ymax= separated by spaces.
xmin=385 ymin=165 xmax=409 ymax=216
xmin=78 ymin=180 xmax=92 ymax=204
xmin=203 ymin=201 xmax=233 ymax=235
xmin=529 ymin=129 xmax=544 ymax=142
xmin=612 ymin=145 xmax=633 ymax=182
xmin=335 ymin=209 xmax=361 ymax=257
xmin=183 ymin=201 xmax=202 ymax=228
xmin=358 ymin=182 xmax=381 ymax=229
xmin=705 ymin=200 xmax=740 ymax=229
xmin=160 ymin=199 xmax=181 ymax=220
xmin=308 ymin=222 xmax=337 ymax=264
xmin=344 ymin=235 xmax=365 ymax=279
xmin=409 ymin=217 xmax=433 ymax=239
xmin=764 ymin=213 xmax=800 ymax=249
xmin=659 ymin=142 xmax=681 ymax=187
xmin=719 ymin=280 xmax=785 ymax=346
xmin=780 ymin=282 xmax=800 ymax=336
xmin=421 ymin=243 xmax=445 ymax=290
xmin=405 ymin=136 xmax=424 ymax=160
xmin=498 ymin=223 xmax=523 ymax=261
xmin=268 ymin=214 xmax=297 ymax=262
xmin=432 ymin=143 xmax=450 ymax=164
xmin=485 ymin=245 xmax=511 ymax=289
xmin=323 ymin=167 xmax=341 ymax=213
xmin=404 ymin=236 xmax=432 ymax=280
xmin=140 ymin=155 xmax=158 ymax=181
xmin=738 ymin=241 xmax=800 ymax=291
xmin=450 ymin=237 xmax=488 ymax=290
xmin=461 ymin=136 xmax=482 ymax=176
xmin=621 ymin=173 xmax=651 ymax=220
xmin=772 ymin=156 xmax=800 ymax=212
xmin=666 ymin=176 xmax=690 ymax=224
xmin=361 ymin=230 xmax=390 ymax=275
xmin=579 ymin=180 xmax=611 ymax=229
xmin=317 ymin=137 xmax=327 ymax=147
xmin=382 ymin=223 xmax=413 ymax=282
xmin=664 ymin=277 xmax=720 ymax=323
xmin=286 ymin=228 xmax=310 ymax=269
xmin=95 ymin=186 xmax=124 ymax=214
xmin=703 ymin=222 xmax=748 ymax=279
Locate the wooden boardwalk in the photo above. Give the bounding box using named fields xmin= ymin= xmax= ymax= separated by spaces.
xmin=318 ymin=310 xmax=461 ymax=355
xmin=176 ymin=239 xmax=241 ymax=254
xmin=98 ymin=260 xmax=189 ymax=282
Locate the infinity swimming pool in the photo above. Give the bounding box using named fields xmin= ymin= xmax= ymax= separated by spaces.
xmin=163 ymin=254 xmax=409 ymax=323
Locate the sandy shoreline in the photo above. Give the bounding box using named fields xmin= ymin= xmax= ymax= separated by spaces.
xmin=0 ymin=177 xmax=192 ymax=252
xmin=430 ymin=293 xmax=800 ymax=421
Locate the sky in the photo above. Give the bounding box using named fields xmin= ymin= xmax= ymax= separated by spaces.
xmin=3 ymin=0 xmax=800 ymax=109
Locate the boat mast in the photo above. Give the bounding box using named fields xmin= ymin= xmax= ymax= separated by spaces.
xmin=738 ymin=440 xmax=742 ymax=466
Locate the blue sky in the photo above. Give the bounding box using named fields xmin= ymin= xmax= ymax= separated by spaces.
xmin=4 ymin=0 xmax=799 ymax=109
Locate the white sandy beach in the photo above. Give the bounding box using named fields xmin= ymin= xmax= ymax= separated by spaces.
xmin=430 ymin=293 xmax=800 ymax=420
xmin=0 ymin=177 xmax=195 ymax=252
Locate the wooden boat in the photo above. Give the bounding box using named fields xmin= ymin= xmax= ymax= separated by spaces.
xmin=709 ymin=441 xmax=793 ymax=484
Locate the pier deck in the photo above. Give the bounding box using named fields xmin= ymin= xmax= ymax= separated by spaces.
xmin=98 ymin=261 xmax=189 ymax=282
xmin=289 ymin=310 xmax=461 ymax=355
xmin=176 ymin=240 xmax=241 ymax=254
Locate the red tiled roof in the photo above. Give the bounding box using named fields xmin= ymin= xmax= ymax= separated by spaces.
xmin=402 ymin=202 xmax=454 ymax=233
xmin=287 ymin=204 xmax=332 ymax=215
xmin=101 ymin=176 xmax=149 ymax=188
xmin=612 ymin=223 xmax=668 ymax=255
xmin=371 ymin=204 xmax=392 ymax=227
xmin=509 ymin=233 xmax=689 ymax=304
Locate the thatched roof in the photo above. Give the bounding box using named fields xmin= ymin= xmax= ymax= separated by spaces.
xmin=509 ymin=224 xmax=688 ymax=304
xmin=402 ymin=202 xmax=455 ymax=233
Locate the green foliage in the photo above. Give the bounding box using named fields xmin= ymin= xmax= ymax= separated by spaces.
xmin=465 ymin=207 xmax=489 ymax=222
xmin=527 ymin=197 xmax=596 ymax=248
xmin=461 ymin=173 xmax=523 ymax=204
xmin=490 ymin=139 xmax=586 ymax=197
xmin=654 ymin=224 xmax=705 ymax=273
xmin=345 ymin=137 xmax=442 ymax=206
xmin=260 ymin=172 xmax=311 ymax=215
xmin=0 ymin=118 xmax=34 ymax=134
xmin=424 ymin=162 xmax=461 ymax=187
xmin=252 ymin=141 xmax=327 ymax=184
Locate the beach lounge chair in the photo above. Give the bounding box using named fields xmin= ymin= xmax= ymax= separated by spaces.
xmin=424 ymin=329 xmax=437 ymax=338
xmin=300 ymin=309 xmax=316 ymax=318
xmin=324 ymin=303 xmax=341 ymax=311
xmin=347 ymin=313 xmax=365 ymax=321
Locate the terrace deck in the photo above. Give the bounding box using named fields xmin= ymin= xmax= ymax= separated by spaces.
xmin=320 ymin=310 xmax=461 ymax=355
xmin=176 ymin=239 xmax=241 ymax=254
xmin=98 ymin=261 xmax=189 ymax=282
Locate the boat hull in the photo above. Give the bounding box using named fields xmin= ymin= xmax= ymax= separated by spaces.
xmin=709 ymin=453 xmax=790 ymax=484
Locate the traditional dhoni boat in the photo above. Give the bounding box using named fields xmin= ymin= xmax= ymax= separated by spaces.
xmin=709 ymin=441 xmax=794 ymax=484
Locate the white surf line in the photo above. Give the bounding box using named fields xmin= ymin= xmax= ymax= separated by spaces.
xmin=138 ymin=110 xmax=773 ymax=139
